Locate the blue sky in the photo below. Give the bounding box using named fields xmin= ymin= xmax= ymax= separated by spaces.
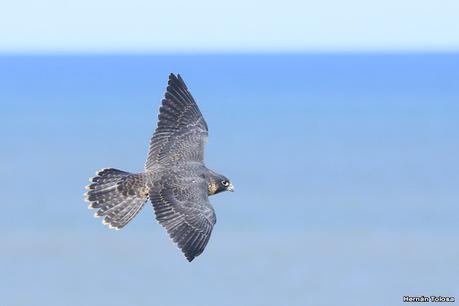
xmin=1 ymin=0 xmax=459 ymax=52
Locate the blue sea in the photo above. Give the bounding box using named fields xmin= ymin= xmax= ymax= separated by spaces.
xmin=1 ymin=54 xmax=458 ymax=306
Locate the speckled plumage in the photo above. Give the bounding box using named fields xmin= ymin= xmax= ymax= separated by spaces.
xmin=84 ymin=74 xmax=233 ymax=261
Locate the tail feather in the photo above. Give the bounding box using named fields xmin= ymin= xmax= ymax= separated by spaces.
xmin=108 ymin=197 xmax=146 ymax=228
xmin=84 ymin=168 xmax=149 ymax=229
xmin=87 ymin=168 xmax=129 ymax=190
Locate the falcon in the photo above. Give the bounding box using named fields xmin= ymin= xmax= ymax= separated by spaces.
xmin=84 ymin=74 xmax=234 ymax=261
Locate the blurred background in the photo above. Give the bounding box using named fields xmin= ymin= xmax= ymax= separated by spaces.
xmin=0 ymin=1 xmax=458 ymax=306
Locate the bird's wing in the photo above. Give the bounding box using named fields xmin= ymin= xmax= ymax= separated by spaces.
xmin=145 ymin=74 xmax=208 ymax=170
xmin=149 ymin=172 xmax=216 ymax=261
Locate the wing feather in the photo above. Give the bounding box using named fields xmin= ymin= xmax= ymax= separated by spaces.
xmin=150 ymin=173 xmax=216 ymax=261
xmin=145 ymin=74 xmax=208 ymax=170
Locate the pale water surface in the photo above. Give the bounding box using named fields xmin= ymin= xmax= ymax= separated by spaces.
xmin=0 ymin=54 xmax=458 ymax=306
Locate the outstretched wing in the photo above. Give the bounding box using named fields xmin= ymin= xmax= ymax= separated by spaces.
xmin=149 ymin=173 xmax=216 ymax=261
xmin=145 ymin=74 xmax=208 ymax=170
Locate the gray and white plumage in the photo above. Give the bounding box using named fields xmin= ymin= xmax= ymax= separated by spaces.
xmin=84 ymin=74 xmax=234 ymax=261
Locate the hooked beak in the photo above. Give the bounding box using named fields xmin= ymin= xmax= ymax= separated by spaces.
xmin=227 ymin=183 xmax=235 ymax=192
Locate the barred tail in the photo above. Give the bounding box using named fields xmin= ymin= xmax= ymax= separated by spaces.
xmin=84 ymin=168 xmax=149 ymax=230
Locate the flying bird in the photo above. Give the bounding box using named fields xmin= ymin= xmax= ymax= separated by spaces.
xmin=84 ymin=74 xmax=234 ymax=261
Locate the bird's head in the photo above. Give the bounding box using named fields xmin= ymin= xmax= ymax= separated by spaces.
xmin=208 ymin=172 xmax=234 ymax=195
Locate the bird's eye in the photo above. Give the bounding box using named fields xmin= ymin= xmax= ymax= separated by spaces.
xmin=221 ymin=180 xmax=229 ymax=187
